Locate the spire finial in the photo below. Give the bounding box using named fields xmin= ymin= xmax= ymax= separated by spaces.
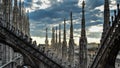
xmin=46 ymin=27 xmax=48 ymax=39
xmin=64 ymin=18 xmax=66 ymax=41
xmin=79 ymin=1 xmax=87 ymax=68
xmin=82 ymin=0 xmax=85 ymax=8
xmin=19 ymin=0 xmax=22 ymax=17
xmin=70 ymin=11 xmax=73 ymax=38
xmin=56 ymin=27 xmax=58 ymax=43
xmin=19 ymin=0 xmax=22 ymax=8
xmin=52 ymin=27 xmax=54 ymax=38
xmin=62 ymin=18 xmax=67 ymax=61
xmin=45 ymin=27 xmax=48 ymax=49
xmin=51 ymin=27 xmax=55 ymax=48
xmin=114 ymin=10 xmax=116 ymax=18
xmin=111 ymin=16 xmax=114 ymax=22
xmin=27 ymin=10 xmax=29 ymax=13
xmin=81 ymin=0 xmax=86 ymax=37
xmin=104 ymin=0 xmax=110 ymax=31
xmin=68 ymin=11 xmax=74 ymax=65
xmin=27 ymin=10 xmax=29 ymax=18
xmin=59 ymin=24 xmax=61 ymax=43
xmin=117 ymin=4 xmax=119 ymax=11
xmin=22 ymin=1 xmax=24 ymax=8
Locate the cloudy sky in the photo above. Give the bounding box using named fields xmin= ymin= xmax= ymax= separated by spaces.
xmin=24 ymin=0 xmax=120 ymax=45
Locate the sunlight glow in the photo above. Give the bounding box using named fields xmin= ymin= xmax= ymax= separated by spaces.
xmin=88 ymin=25 xmax=103 ymax=32
xmin=31 ymin=36 xmax=100 ymax=45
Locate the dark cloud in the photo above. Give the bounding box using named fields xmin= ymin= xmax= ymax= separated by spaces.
xmin=28 ymin=0 xmax=104 ymax=39
xmin=25 ymin=0 xmax=119 ymax=43
xmin=29 ymin=0 xmax=81 ymax=22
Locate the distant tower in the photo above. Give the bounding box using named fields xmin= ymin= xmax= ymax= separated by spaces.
xmin=45 ymin=28 xmax=49 ymax=52
xmin=13 ymin=0 xmax=19 ymax=30
xmin=59 ymin=24 xmax=62 ymax=56
xmin=62 ymin=18 xmax=67 ymax=61
xmin=51 ymin=27 xmax=55 ymax=49
xmin=101 ymin=0 xmax=110 ymax=42
xmin=68 ymin=11 xmax=74 ymax=66
xmin=79 ymin=1 xmax=87 ymax=68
